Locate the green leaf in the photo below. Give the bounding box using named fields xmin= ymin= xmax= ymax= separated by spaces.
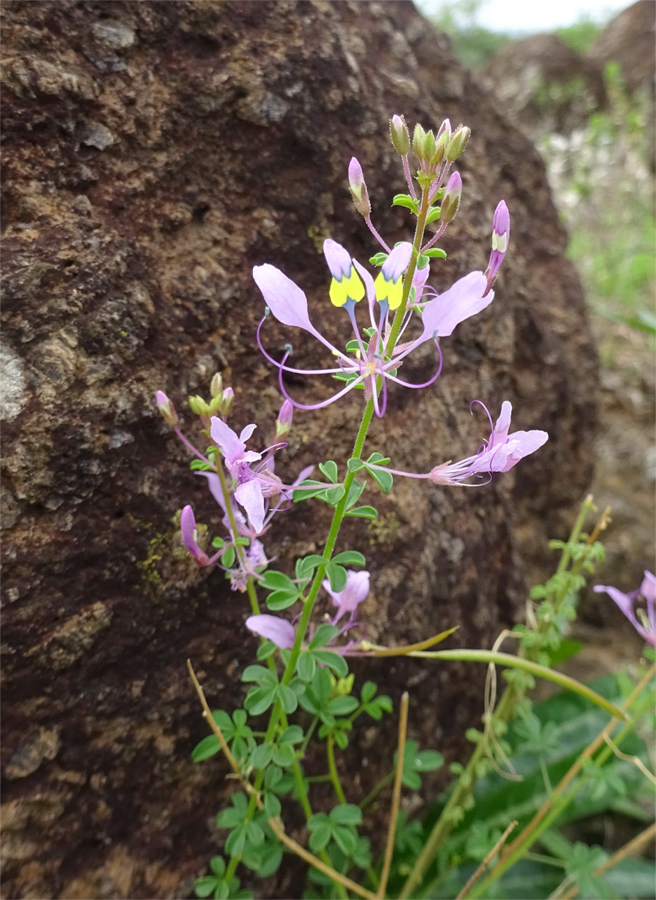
xmin=192 ymin=735 xmax=221 ymax=762
xmin=263 ymin=791 xmax=282 ymax=819
xmin=330 ymin=804 xmax=363 ymax=826
xmin=347 ymin=458 xmax=366 ymax=473
xmin=222 ymin=546 xmax=235 ymax=568
xmin=392 ymin=194 xmax=419 ymax=212
xmin=261 ymin=570 xmax=296 ymax=592
xmin=251 ymin=743 xmax=274 ymax=769
xmin=309 ymin=624 xmax=340 ymax=650
xmin=312 ymin=668 xmax=334 ymax=708
xmin=308 ymin=822 xmax=332 ymax=853
xmin=369 ymin=252 xmax=388 ymax=267
xmin=343 ymin=477 xmax=366 ymax=512
xmin=325 ymin=562 xmax=348 ymax=592
xmin=217 ymin=807 xmax=243 ymax=830
xmin=326 ymin=696 xmax=359 ymax=716
xmin=297 ymin=651 xmax=316 ymax=682
xmin=332 ymin=550 xmax=366 ymax=567
xmin=265 ymin=590 xmax=299 ymax=611
xmin=415 ymin=749 xmax=444 ymax=771
xmin=346 ymin=505 xmax=377 ymax=519
xmin=244 ymin=687 xmax=277 ymax=715
xmin=361 ymin=681 xmax=377 ymax=703
xmin=225 ymin=825 xmax=247 ymax=858
xmin=314 ymin=650 xmax=349 ymax=677
xmin=319 ymin=460 xmax=338 ymax=482
xmin=278 ymin=684 xmax=299 ymax=714
xmin=422 ymin=248 xmax=447 ymax=259
xmin=366 ymin=465 xmax=393 ymax=494
xmin=246 ymin=820 xmax=265 ymax=847
xmin=256 ymin=844 xmax=283 ymax=878
xmin=279 ymin=725 xmax=304 ymax=745
xmin=242 ymin=665 xmax=275 ymax=685
xmin=296 ymin=554 xmax=325 ymax=578
xmin=332 ymin=824 xmax=357 ymax=856
xmin=194 ymin=877 xmax=218 ymax=898
xmin=210 ymin=857 xmax=226 ymax=877
xmin=424 ymin=206 xmax=442 ymax=224
xmin=256 ymin=640 xmax=277 ymax=661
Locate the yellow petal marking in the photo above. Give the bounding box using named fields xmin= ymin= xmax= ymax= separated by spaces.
xmin=375 ymin=272 xmax=404 ymax=310
xmin=329 ymin=269 xmax=365 ymax=307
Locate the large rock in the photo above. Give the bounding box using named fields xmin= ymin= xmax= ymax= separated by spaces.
xmin=589 ymin=0 xmax=655 ymax=170
xmin=1 ymin=2 xmax=597 ymax=897
xmin=480 ymin=33 xmax=608 ymax=138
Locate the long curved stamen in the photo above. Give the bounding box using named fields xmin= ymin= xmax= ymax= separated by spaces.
xmin=277 ymin=350 xmax=366 ymax=411
xmin=383 ymin=341 xmax=444 ymax=390
xmin=378 ymin=371 xmax=388 ymax=417
xmin=256 ymin=319 xmax=346 ymax=375
xmin=346 ymin=304 xmax=367 ymax=360
xmin=469 ymin=399 xmax=494 ymax=436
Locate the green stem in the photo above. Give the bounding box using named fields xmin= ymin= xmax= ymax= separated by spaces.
xmin=405 ymin=650 xmax=625 ymax=719
xmin=327 ymin=734 xmax=347 ymax=805
xmin=359 ymin=771 xmax=395 ymax=811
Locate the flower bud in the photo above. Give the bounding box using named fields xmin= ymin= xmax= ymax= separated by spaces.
xmin=210 ymin=372 xmax=223 ymax=398
xmin=275 ymin=398 xmax=294 ymax=440
xmin=189 ymin=394 xmax=209 ymax=416
xmin=390 ymin=114 xmax=410 ymax=155
xmin=348 ymin=157 xmax=370 ymax=217
xmin=484 ymin=200 xmax=510 ymax=293
xmin=219 ymin=386 xmax=234 ymax=417
xmin=423 ymin=129 xmax=436 ymax=162
xmin=412 ymin=123 xmax=427 ymax=159
xmin=180 ymin=505 xmax=210 ymax=566
xmin=432 ymin=130 xmax=449 ymax=166
xmin=446 ymin=125 xmax=471 ymax=162
xmin=156 ymin=390 xmax=178 ymax=426
xmin=437 ymin=118 xmax=451 ymax=139
xmin=439 ymin=171 xmax=462 ymax=223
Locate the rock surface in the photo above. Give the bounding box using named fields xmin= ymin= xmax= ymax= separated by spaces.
xmin=480 ymin=33 xmax=608 ymax=138
xmin=1 ymin=1 xmax=597 ymax=897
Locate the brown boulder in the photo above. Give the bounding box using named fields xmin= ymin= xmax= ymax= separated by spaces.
xmin=481 ymin=32 xmax=608 ymax=137
xmin=1 ymin=1 xmax=597 ymax=897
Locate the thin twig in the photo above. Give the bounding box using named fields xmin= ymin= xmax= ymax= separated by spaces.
xmin=377 ymin=691 xmax=409 ymax=899
xmin=552 ymin=821 xmax=656 ymax=900
xmin=602 ymin=733 xmax=656 ymax=785
xmin=456 ymin=821 xmax=518 ymax=900
xmin=187 ymin=659 xmax=377 ymax=900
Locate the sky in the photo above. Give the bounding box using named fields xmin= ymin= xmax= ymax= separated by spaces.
xmin=415 ymin=0 xmax=632 ymax=34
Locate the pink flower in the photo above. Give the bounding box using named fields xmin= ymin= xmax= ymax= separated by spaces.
xmin=180 ymin=505 xmax=209 ymax=565
xmin=594 ymin=571 xmax=656 ymax=647
xmin=322 ymin=570 xmax=370 ymax=625
xmin=429 ymin=401 xmax=548 ymax=485
xmin=246 ymin=614 xmax=296 ymax=649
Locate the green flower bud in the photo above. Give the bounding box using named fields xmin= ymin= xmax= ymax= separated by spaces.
xmin=390 ymin=114 xmax=410 ymax=155
xmin=412 ymin=123 xmax=427 ymax=159
xmin=210 ymin=372 xmax=223 ymax=398
xmin=423 ymin=129 xmax=436 ymax=162
xmin=446 ymin=125 xmax=471 ymax=162
xmin=189 ymin=395 xmax=209 ymax=416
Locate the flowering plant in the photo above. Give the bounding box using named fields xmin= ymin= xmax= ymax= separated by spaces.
xmin=157 ymin=115 xmax=655 ymax=900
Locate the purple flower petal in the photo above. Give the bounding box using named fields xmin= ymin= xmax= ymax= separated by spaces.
xmin=210 ymin=417 xmax=246 ymax=465
xmin=323 ymin=239 xmax=352 ymax=280
xmin=246 ymin=614 xmax=296 ymax=649
xmin=180 ymin=505 xmax=209 ymax=565
xmin=420 ymin=271 xmax=492 ymax=340
xmin=641 ymin=571 xmax=656 ymax=605
xmin=253 ymin=264 xmax=324 ymax=339
xmin=323 ymin=569 xmax=370 ymax=622
xmin=422 ymin=271 xmax=492 ymax=336
xmin=234 ymin=479 xmax=266 ymax=534
xmin=382 ymin=242 xmax=413 ymax=281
